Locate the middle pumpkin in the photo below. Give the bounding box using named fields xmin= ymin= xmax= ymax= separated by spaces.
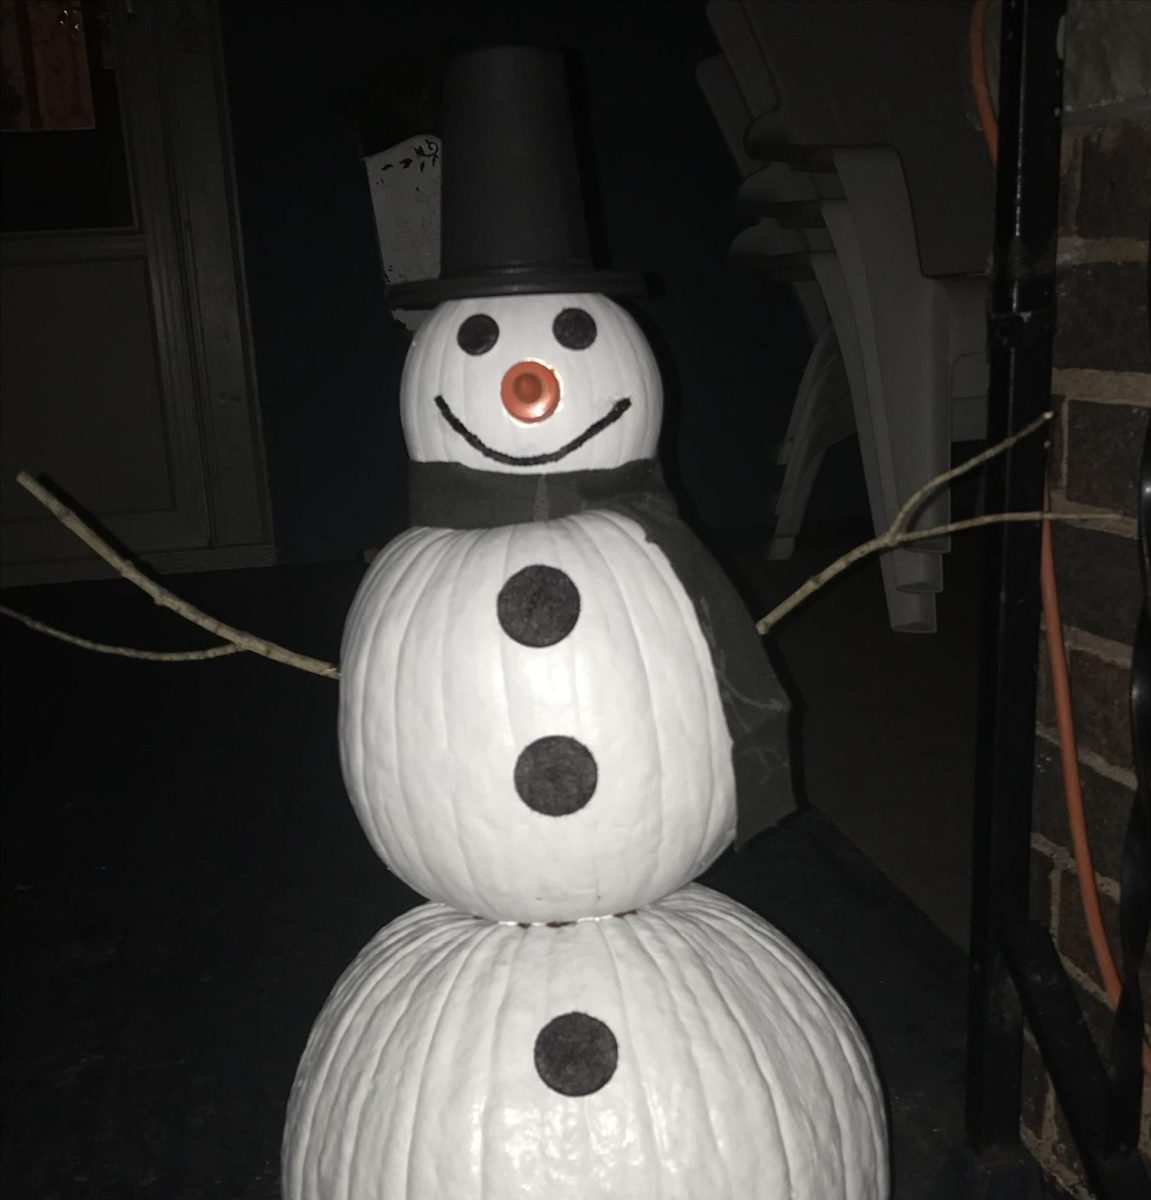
xmin=339 ymin=291 xmax=792 ymax=924
xmin=340 ymin=507 xmax=736 ymax=923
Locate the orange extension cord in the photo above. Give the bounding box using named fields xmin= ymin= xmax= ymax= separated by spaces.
xmin=968 ymin=0 xmax=1151 ymax=1077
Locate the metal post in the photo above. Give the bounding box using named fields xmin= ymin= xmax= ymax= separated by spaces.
xmin=966 ymin=4 xmax=1151 ymax=1193
xmin=966 ymin=0 xmax=1065 ymax=1152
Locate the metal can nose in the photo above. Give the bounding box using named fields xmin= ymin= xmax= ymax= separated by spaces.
xmin=501 ymin=361 xmax=560 ymax=423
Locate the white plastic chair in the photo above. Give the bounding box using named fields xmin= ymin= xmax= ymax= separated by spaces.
xmin=699 ymin=1 xmax=993 ymax=632
xmin=765 ymin=322 xmax=854 ymax=563
xmin=737 ymin=148 xmax=990 ymax=629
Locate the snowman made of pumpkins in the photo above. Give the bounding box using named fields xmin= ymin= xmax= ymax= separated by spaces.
xmin=283 ymin=47 xmax=888 ymax=1200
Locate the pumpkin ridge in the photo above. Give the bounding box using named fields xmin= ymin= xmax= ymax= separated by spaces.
xmin=647 ymin=903 xmax=798 ymax=1199
xmin=647 ymin=902 xmax=792 ymax=1192
xmin=399 ymin=916 xmax=496 ymax=1198
xmin=623 ymin=508 xmax=737 ymax=863
xmin=710 ymin=892 xmax=864 ymax=1190
xmin=496 ymin=525 xmax=534 ymax=906
xmin=543 ymin=520 xmax=580 ymax=744
xmin=440 ymin=527 xmax=496 ymax=909
xmin=344 ymin=497 xmax=752 ymax=922
xmin=388 ymin=531 xmax=466 ymax=899
xmin=709 ymin=917 xmax=852 ymax=1198
xmin=335 ymin=927 xmax=456 ymax=1197
xmin=571 ymin=512 xmax=665 ymax=899
xmin=340 ymin=533 xmax=414 ymax=865
xmin=670 ymin=895 xmax=886 ymax=1198
xmin=598 ymin=508 xmax=732 ymax=876
xmin=706 ymin=901 xmax=882 ymax=1133
xmin=285 ymin=913 xmax=443 ymax=1195
xmin=289 ymin=911 xmax=462 ymax=1198
xmin=549 ymin=516 xmax=607 ymax=909
xmin=349 ymin=919 xmax=469 ymax=1193
xmin=287 ymin=891 xmax=886 ymax=1199
xmin=478 ymin=923 xmax=526 ymax=1198
xmin=342 ymin=918 xmax=473 ymax=1191
xmin=588 ymin=915 xmax=664 ymax=1187
xmin=495 ymin=526 xmax=516 ymax=689
xmin=612 ymin=908 xmax=730 ymax=1194
xmin=345 ymin=531 xmax=431 ymax=881
xmin=433 ymin=301 xmax=455 ymax=462
xmin=360 ymin=537 xmax=438 ymax=851
xmin=621 ymin=307 xmax=663 ymax=455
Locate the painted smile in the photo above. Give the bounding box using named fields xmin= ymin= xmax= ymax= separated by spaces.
xmin=434 ymin=396 xmax=632 ymax=466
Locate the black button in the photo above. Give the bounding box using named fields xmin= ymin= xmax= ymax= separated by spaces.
xmin=497 ymin=565 xmax=580 ymax=647
xmin=514 ymin=736 xmax=597 ymax=816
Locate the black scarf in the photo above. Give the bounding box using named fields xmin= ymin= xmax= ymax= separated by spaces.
xmin=409 ymin=458 xmax=795 ymax=846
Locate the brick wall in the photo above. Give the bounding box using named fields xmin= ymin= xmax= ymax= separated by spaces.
xmin=1022 ymin=115 xmax=1151 ymax=1196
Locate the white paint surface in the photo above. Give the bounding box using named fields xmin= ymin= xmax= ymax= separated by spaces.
xmin=283 ymin=884 xmax=889 ymax=1200
xmin=340 ymin=511 xmax=736 ymax=922
xmin=401 ymin=293 xmax=662 ymax=472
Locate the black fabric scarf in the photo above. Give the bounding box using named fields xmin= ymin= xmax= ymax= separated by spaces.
xmin=410 ymin=457 xmax=795 ymax=846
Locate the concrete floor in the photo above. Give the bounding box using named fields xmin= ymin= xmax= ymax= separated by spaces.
xmin=736 ymin=531 xmax=984 ymax=949
xmin=0 ymin=541 xmax=1057 ymax=1198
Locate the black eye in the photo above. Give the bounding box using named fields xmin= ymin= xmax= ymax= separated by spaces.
xmin=553 ymin=308 xmax=597 ymax=350
xmin=457 ymin=313 xmax=499 ymax=355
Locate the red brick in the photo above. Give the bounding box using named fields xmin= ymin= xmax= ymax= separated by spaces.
xmin=1050 ymin=523 xmax=1141 ymax=646
xmin=1074 ymin=119 xmax=1151 ymax=240
xmin=1058 ymin=127 xmax=1085 ymax=239
xmin=1033 ymin=738 xmax=1138 ymax=883
xmin=1048 ymin=394 xmax=1066 ymax=492
xmin=1036 ymin=647 xmax=1133 ymax=770
xmin=1072 ymin=649 xmax=1134 ymax=768
xmin=1065 ymin=401 xmax=1150 ymax=518
xmin=1053 ymin=262 xmax=1150 ymax=373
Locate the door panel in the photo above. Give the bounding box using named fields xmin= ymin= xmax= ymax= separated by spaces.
xmin=1 ymin=0 xmax=271 ymax=584
xmin=3 ymin=257 xmax=179 ymax=517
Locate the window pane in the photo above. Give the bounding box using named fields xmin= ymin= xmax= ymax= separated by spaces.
xmin=1 ymin=0 xmax=134 ymax=232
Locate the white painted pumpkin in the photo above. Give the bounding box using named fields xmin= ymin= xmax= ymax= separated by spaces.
xmin=340 ymin=508 xmax=735 ymax=923
xmin=283 ymin=883 xmax=889 ymax=1200
xmin=400 ymin=292 xmax=662 ymax=471
xmin=342 ymin=289 xmax=742 ymax=921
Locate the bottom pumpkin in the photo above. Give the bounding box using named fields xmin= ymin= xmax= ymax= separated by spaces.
xmin=283 ymin=883 xmax=888 ymax=1200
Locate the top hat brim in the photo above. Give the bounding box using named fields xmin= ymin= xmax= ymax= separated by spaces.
xmin=388 ymin=267 xmax=650 ymax=309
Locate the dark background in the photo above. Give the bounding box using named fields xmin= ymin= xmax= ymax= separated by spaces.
xmin=219 ymin=0 xmax=852 ymax=565
xmin=4 ymin=4 xmax=1076 ymax=1196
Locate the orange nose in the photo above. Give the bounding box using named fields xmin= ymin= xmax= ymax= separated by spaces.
xmin=501 ymin=360 xmax=560 ymax=423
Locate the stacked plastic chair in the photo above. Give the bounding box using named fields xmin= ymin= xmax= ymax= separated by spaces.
xmin=699 ymin=0 xmax=995 ymax=632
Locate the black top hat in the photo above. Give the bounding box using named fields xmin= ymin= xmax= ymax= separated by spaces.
xmin=387 ymin=46 xmax=647 ymax=308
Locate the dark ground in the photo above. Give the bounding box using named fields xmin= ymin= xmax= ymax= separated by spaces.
xmin=1 ymin=535 xmax=1062 ymax=1198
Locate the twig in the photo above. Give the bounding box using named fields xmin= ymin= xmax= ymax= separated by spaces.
xmin=756 ymin=510 xmax=1115 ymax=634
xmin=755 ymin=411 xmax=1112 ymax=634
xmin=0 ymin=605 xmax=241 ymax=662
xmin=4 ymin=411 xmax=1114 ymax=665
xmin=11 ymin=472 xmax=340 ymax=679
xmin=889 ymin=410 xmax=1054 ymax=535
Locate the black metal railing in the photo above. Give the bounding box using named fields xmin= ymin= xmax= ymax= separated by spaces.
xmin=966 ymin=1 xmax=1151 ymax=1195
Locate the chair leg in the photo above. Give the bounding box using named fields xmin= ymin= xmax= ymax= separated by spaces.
xmin=767 ymin=450 xmax=822 ymax=560
xmin=811 ymin=251 xmax=940 ymax=630
xmin=826 ymin=149 xmax=957 ymax=556
xmin=769 ymin=326 xmax=854 ymax=558
xmin=878 ymin=554 xmax=939 ymax=634
xmin=814 ymin=220 xmax=945 ymax=593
